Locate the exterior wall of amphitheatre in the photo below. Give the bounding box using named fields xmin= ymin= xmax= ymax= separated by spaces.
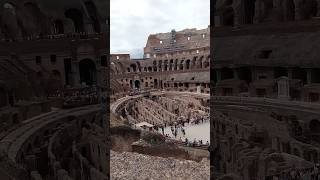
xmin=110 ymin=27 xmax=210 ymax=96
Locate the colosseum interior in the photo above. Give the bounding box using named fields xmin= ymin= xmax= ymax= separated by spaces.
xmin=0 ymin=1 xmax=109 ymax=180
xmin=211 ymin=0 xmax=320 ymax=179
xmin=110 ymin=27 xmax=211 ymax=179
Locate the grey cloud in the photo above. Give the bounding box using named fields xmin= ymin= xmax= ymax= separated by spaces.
xmin=111 ymin=0 xmax=210 ymax=58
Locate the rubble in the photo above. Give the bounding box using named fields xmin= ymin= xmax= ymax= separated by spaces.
xmin=110 ymin=150 xmax=210 ymax=180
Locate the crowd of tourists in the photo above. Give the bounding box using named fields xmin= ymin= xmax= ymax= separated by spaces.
xmin=265 ymin=165 xmax=320 ymax=180
xmin=155 ymin=113 xmax=210 ymax=147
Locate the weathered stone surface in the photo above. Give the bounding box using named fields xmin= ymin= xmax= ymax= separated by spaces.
xmin=110 ymin=150 xmax=210 ymax=180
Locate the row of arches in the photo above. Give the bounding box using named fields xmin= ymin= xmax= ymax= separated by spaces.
xmin=0 ymin=1 xmax=102 ymax=40
xmin=125 ymin=55 xmax=210 ymax=73
xmin=217 ymin=0 xmax=319 ymax=27
xmin=212 ymin=66 xmax=320 ymax=85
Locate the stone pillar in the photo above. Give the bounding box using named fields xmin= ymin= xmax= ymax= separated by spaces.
xmin=307 ymin=69 xmax=312 ymax=84
xmin=216 ymin=69 xmax=221 ymax=82
xmin=71 ymin=62 xmax=81 ymax=87
xmin=26 ymin=155 xmax=37 ymax=171
xmin=233 ymin=69 xmax=239 ymax=79
xmin=293 ymin=0 xmax=302 ymax=20
xmin=287 ymin=68 xmax=293 ymax=79
xmin=277 ymin=77 xmax=290 ymax=100
xmin=251 ymin=67 xmax=256 ymax=81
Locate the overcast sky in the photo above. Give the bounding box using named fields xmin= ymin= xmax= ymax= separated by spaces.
xmin=110 ymin=0 xmax=210 ymax=58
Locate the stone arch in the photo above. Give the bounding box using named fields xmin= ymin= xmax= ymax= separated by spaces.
xmin=0 ymin=87 xmax=7 ymax=107
xmin=221 ymin=67 xmax=234 ymax=80
xmin=292 ymin=67 xmax=307 ymax=84
xmin=79 ymin=59 xmax=96 ymax=85
xmin=285 ymin=0 xmax=295 ymax=21
xmin=65 ymin=8 xmax=84 ymax=33
xmin=134 ymin=80 xmax=141 ymax=89
xmin=164 ymin=60 xmax=168 ymax=71
xmin=24 ymin=2 xmax=46 ymax=35
xmin=179 ymin=60 xmax=184 ymax=70
xmin=238 ymin=67 xmax=252 ymax=83
xmin=148 ymin=66 xmax=152 ymax=72
xmin=169 ymin=59 xmax=174 ymax=70
xmin=222 ymin=7 xmax=234 ymax=26
xmin=192 ymin=57 xmax=197 ymax=69
xmin=53 ymin=19 xmax=64 ymax=34
xmin=244 ymin=0 xmax=256 ymax=24
xmin=1 ymin=2 xmax=20 ymax=40
xmin=309 ymin=119 xmax=320 ymax=133
xmin=198 ymin=56 xmax=204 ymax=68
xmin=293 ymin=147 xmax=301 ymax=157
xmin=186 ymin=59 xmax=191 ymax=70
xmin=174 ymin=59 xmax=178 ymax=70
xmin=12 ymin=113 xmax=19 ymax=124
xmin=130 ymin=64 xmax=137 ymax=72
xmin=84 ymin=1 xmax=101 ymax=33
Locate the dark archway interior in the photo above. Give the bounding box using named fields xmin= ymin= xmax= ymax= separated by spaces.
xmin=85 ymin=1 xmax=101 ymax=33
xmin=54 ymin=20 xmax=64 ymax=34
xmin=134 ymin=80 xmax=140 ymax=89
xmin=65 ymin=8 xmax=84 ymax=33
xmin=310 ymin=119 xmax=320 ymax=133
xmin=79 ymin=59 xmax=96 ymax=86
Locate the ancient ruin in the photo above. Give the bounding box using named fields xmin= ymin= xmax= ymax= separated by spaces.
xmin=110 ymin=27 xmax=211 ymax=179
xmin=0 ymin=1 xmax=109 ymax=179
xmin=212 ymin=0 xmax=320 ymax=179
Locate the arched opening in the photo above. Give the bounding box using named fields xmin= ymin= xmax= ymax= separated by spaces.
xmin=285 ymin=0 xmax=295 ymax=21
xmin=274 ymin=67 xmax=288 ymax=78
xmin=0 ymin=88 xmax=7 ymax=107
xmin=79 ymin=59 xmax=96 ymax=85
xmin=24 ymin=2 xmax=45 ymax=34
xmin=311 ymin=68 xmax=320 ymax=83
xmin=309 ymin=119 xmax=320 ymax=133
xmin=65 ymin=8 xmax=84 ymax=33
xmin=164 ymin=60 xmax=168 ymax=71
xmin=148 ymin=67 xmax=152 ymax=72
xmin=293 ymin=148 xmax=300 ymax=157
xmin=12 ymin=113 xmax=19 ymax=124
xmin=186 ymin=59 xmax=190 ymax=70
xmin=134 ymin=80 xmax=140 ymax=89
xmin=221 ymin=67 xmax=234 ymax=80
xmin=299 ymin=0 xmax=318 ymax=19
xmin=238 ymin=67 xmax=252 ymax=83
xmin=130 ymin=64 xmax=137 ymax=72
xmin=84 ymin=1 xmax=101 ymax=33
xmin=192 ymin=57 xmax=196 ymax=69
xmin=292 ymin=67 xmax=307 ymax=84
xmin=222 ymin=7 xmax=234 ymax=26
xmin=174 ymin=59 xmax=178 ymax=70
xmin=53 ymin=19 xmax=64 ymax=34
xmin=169 ymin=59 xmax=174 ymax=70
xmin=211 ymin=70 xmax=217 ymax=84
xmin=198 ymin=56 xmax=204 ymax=68
xmin=154 ymin=79 xmax=158 ymax=88
xmin=2 ymin=3 xmax=18 ymax=40
xmin=244 ymin=0 xmax=256 ymax=24
xmin=179 ymin=60 xmax=184 ymax=70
